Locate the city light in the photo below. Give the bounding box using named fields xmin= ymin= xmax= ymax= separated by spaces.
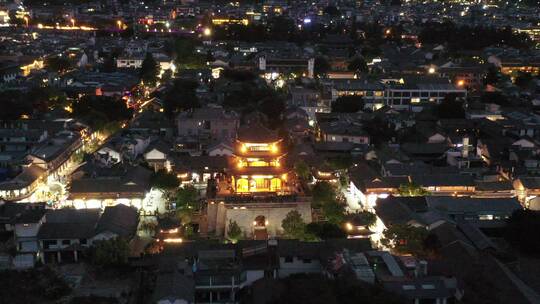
xmin=203 ymin=27 xmax=212 ymax=36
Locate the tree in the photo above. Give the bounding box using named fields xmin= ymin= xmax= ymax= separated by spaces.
xmin=164 ymin=79 xmax=200 ymax=117
xmin=363 ymin=116 xmax=396 ymax=147
xmin=398 ymin=182 xmax=429 ymax=197
xmin=91 ymin=238 xmax=130 ymax=267
xmin=347 ymin=57 xmax=368 ymax=73
xmin=314 ymin=56 xmax=330 ymax=77
xmin=294 ymin=160 xmax=311 ymax=181
xmin=381 ymin=224 xmax=428 ymax=256
xmin=332 ymin=96 xmax=364 ymax=113
xmin=140 ymin=52 xmax=159 ymax=87
xmin=435 ymin=94 xmax=465 ymax=119
xmin=312 ymin=181 xmax=336 ymax=207
xmin=514 ymin=71 xmax=533 ymax=88
xmin=227 ymin=220 xmax=242 ymax=243
xmin=350 ymin=211 xmax=377 ymax=228
xmin=282 ymin=210 xmax=306 ymax=239
xmin=175 ymin=185 xmax=198 ymax=208
xmin=150 ymin=169 xmax=180 ymax=190
xmin=484 ymin=66 xmax=500 ymax=85
xmin=480 ymin=91 xmax=509 ymax=106
xmin=323 ymin=5 xmax=340 ymax=16
xmin=45 ymin=56 xmax=71 ymax=73
xmin=504 ymin=209 xmax=540 ymax=255
xmin=306 ymin=222 xmax=346 ymax=239
xmin=71 ymin=95 xmax=133 ymax=130
xmin=322 ymin=201 xmax=346 ymax=225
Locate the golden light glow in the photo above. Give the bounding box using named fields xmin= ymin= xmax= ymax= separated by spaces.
xmin=428 ymin=67 xmax=436 ymax=74
xmin=163 ymin=238 xmax=183 ymax=243
xmin=271 ymin=144 xmax=278 ymax=153
xmin=203 ymin=27 xmax=212 ymax=36
xmin=346 ymin=222 xmax=353 ymax=231
xmin=457 ymin=80 xmax=465 ymax=86
xmin=240 ymin=144 xmax=247 ymax=153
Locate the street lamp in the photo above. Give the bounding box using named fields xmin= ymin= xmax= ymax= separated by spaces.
xmin=203 ymin=27 xmax=212 ymax=37
xmin=116 ymin=20 xmax=123 ymax=30
xmin=70 ymin=18 xmax=75 ymax=28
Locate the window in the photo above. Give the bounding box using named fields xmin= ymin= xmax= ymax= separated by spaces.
xmin=422 ymin=284 xmax=435 ymax=289
xmin=284 ymin=256 xmax=293 ymax=263
xmin=302 ymin=258 xmax=312 ymax=264
xmin=62 ymin=240 xmax=71 ymax=246
xmin=479 ymin=214 xmax=494 ymax=221
xmin=402 ymin=285 xmax=416 ymax=290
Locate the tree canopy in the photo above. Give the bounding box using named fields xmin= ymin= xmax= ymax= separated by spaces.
xmin=504 ymin=209 xmax=540 ymax=256
xmin=150 ymin=169 xmax=179 ymax=190
xmin=397 ymin=182 xmax=430 ymax=197
xmin=435 ymin=94 xmax=465 ymax=119
xmin=282 ymin=210 xmax=307 ymax=239
xmin=71 ymin=95 xmax=133 ymax=130
xmin=264 ymin=273 xmax=407 ymax=304
xmin=45 ymin=56 xmax=71 ymax=73
xmin=305 ymin=222 xmax=346 ymax=240
xmin=163 ymin=79 xmax=200 ymax=117
xmin=314 ymin=57 xmax=330 ymax=77
xmin=331 ymin=96 xmax=364 ymax=113
xmin=381 ymin=224 xmax=429 ymax=256
xmin=140 ymin=52 xmax=159 ymax=86
xmin=419 ymin=22 xmax=533 ymax=51
xmin=312 ymin=181 xmax=337 ymax=207
xmin=227 ymin=220 xmax=242 ymax=243
xmin=91 ymin=238 xmax=130 ymax=268
xmin=347 ymin=57 xmax=368 ymax=73
xmin=294 ymin=160 xmax=311 ymax=181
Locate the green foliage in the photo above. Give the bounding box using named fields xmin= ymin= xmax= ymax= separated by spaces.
xmin=175 ymin=185 xmax=198 ymax=208
xmin=227 ymin=220 xmax=242 ymax=243
xmin=305 ymin=222 xmax=346 ymax=239
xmin=435 ymin=94 xmax=465 ymax=119
xmin=139 ymin=221 xmax=158 ymax=236
xmin=265 ymin=273 xmax=407 ymax=304
xmin=169 ymin=38 xmax=206 ymax=69
xmin=140 ymin=52 xmax=159 ymax=86
xmin=351 ymin=211 xmax=377 ymax=228
xmin=347 ymin=57 xmax=368 ymax=73
xmin=419 ymin=22 xmax=533 ymax=51
xmin=282 ymin=210 xmax=306 ymax=239
xmin=381 ymin=224 xmax=428 ymax=256
xmin=91 ymin=238 xmax=130 ymax=267
xmin=321 ymin=201 xmax=346 ymax=225
xmin=363 ymin=117 xmax=396 ymax=147
xmin=504 ymin=209 xmax=540 ymax=255
xmin=294 ymin=160 xmax=311 ymax=181
xmin=480 ymin=91 xmax=509 ymax=106
xmin=514 ymin=71 xmax=533 ymax=88
xmin=484 ymin=66 xmax=500 ymax=85
xmin=398 ymin=182 xmax=430 ymax=197
xmin=332 ymin=96 xmax=364 ymax=113
xmin=314 ymin=56 xmax=330 ymax=77
xmin=150 ymin=169 xmax=180 ymax=190
xmin=0 ymin=87 xmax=68 ymax=119
xmin=163 ymin=79 xmax=200 ymax=117
xmin=45 ymin=56 xmax=71 ymax=73
xmin=312 ymin=181 xmax=337 ymax=207
xmin=71 ymin=95 xmax=133 ymax=130
xmin=0 ymin=268 xmax=71 ymax=303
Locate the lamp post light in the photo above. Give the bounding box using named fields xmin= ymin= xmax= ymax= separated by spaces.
xmin=117 ymin=20 xmax=123 ymax=30
xmin=70 ymin=18 xmax=75 ymax=28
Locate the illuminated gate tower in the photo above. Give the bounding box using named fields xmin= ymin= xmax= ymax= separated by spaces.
xmin=230 ymin=123 xmax=288 ymax=194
